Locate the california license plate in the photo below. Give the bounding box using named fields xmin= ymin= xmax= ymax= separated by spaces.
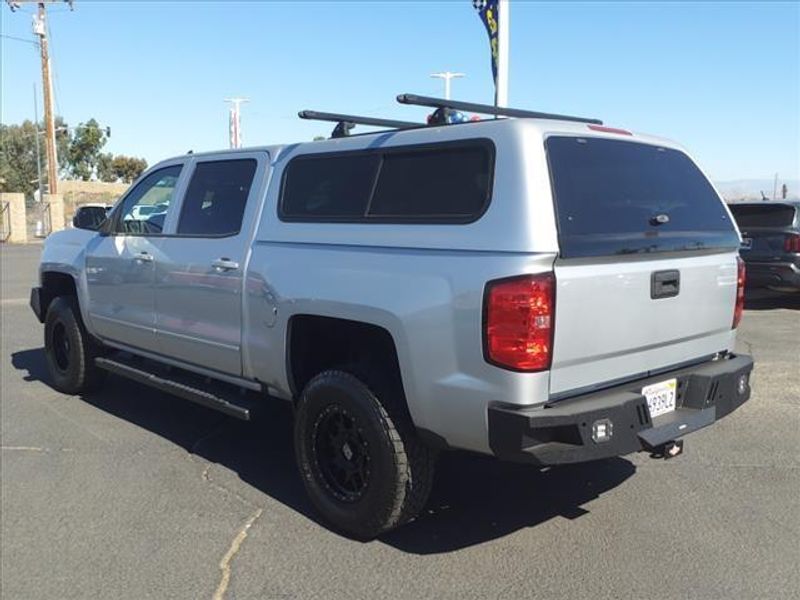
xmin=642 ymin=379 xmax=677 ymax=418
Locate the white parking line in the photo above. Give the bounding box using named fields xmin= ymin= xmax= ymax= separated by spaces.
xmin=1 ymin=298 xmax=28 ymax=306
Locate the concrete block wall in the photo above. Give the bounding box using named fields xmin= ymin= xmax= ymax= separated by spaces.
xmin=2 ymin=181 xmax=130 ymax=242
xmin=43 ymin=194 xmax=65 ymax=233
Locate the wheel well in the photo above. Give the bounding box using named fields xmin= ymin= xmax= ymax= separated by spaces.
xmin=42 ymin=271 xmax=77 ymax=296
xmin=41 ymin=271 xmax=78 ymax=315
xmin=288 ymin=315 xmax=405 ymax=401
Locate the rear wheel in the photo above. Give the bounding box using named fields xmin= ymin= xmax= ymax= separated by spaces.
xmin=294 ymin=370 xmax=435 ymax=540
xmin=44 ymin=296 xmax=105 ymax=394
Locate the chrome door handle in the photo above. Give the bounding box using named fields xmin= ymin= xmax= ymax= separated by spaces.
xmin=135 ymin=252 xmax=154 ymax=263
xmin=212 ymin=258 xmax=239 ymax=271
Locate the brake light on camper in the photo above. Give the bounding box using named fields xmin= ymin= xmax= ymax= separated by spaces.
xmin=587 ymin=124 xmax=633 ymax=136
xmin=484 ymin=273 xmax=555 ymax=371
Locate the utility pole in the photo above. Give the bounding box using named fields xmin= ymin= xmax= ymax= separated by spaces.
xmin=7 ymin=1 xmax=74 ymax=194
xmin=225 ymin=97 xmax=249 ymax=149
xmin=35 ymin=3 xmax=58 ymax=193
xmin=430 ymin=72 xmax=464 ymax=100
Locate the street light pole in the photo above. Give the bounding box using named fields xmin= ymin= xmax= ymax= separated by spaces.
xmin=224 ymin=97 xmax=249 ymax=149
xmin=33 ymin=83 xmax=44 ymax=203
xmin=430 ymin=71 xmax=465 ymax=100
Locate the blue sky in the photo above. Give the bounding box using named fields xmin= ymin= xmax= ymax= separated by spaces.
xmin=2 ymin=1 xmax=798 ymax=182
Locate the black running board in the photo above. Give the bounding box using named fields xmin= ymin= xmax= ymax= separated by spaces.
xmin=95 ymin=356 xmax=253 ymax=420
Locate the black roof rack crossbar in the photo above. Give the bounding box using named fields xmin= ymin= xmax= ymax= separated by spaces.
xmin=396 ymin=93 xmax=603 ymax=125
xmin=298 ymin=110 xmax=422 ymax=138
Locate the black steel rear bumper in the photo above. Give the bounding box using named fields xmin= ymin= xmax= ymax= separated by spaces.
xmin=488 ymin=354 xmax=753 ymax=465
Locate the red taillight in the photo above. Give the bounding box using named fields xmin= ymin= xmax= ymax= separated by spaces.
xmin=784 ymin=234 xmax=800 ymax=253
xmin=733 ymin=257 xmax=746 ymax=329
xmin=484 ymin=273 xmax=555 ymax=372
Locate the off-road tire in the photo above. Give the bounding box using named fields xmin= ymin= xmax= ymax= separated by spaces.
xmin=44 ymin=296 xmax=105 ymax=394
xmin=294 ymin=370 xmax=435 ymax=540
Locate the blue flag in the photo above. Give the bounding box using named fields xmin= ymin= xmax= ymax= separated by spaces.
xmin=473 ymin=0 xmax=499 ymax=83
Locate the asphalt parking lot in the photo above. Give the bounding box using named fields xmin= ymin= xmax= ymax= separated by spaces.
xmin=1 ymin=243 xmax=798 ymax=600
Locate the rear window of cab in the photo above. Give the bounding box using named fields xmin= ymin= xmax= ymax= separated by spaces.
xmin=279 ymin=139 xmax=494 ymax=223
xmin=546 ymin=136 xmax=740 ymax=258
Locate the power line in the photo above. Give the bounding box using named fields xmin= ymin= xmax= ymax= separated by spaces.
xmin=0 ymin=33 xmax=39 ymax=45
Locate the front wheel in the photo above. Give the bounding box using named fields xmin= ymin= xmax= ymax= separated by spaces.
xmin=44 ymin=296 xmax=105 ymax=394
xmin=294 ymin=370 xmax=435 ymax=540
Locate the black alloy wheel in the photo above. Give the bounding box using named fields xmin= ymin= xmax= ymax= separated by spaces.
xmin=312 ymin=404 xmax=371 ymax=502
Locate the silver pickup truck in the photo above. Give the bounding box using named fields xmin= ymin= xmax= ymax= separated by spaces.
xmin=30 ymin=95 xmax=753 ymax=539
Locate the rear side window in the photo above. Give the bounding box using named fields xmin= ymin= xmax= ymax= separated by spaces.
xmin=279 ymin=140 xmax=493 ymax=223
xmin=177 ymin=159 xmax=257 ymax=236
xmin=280 ymin=154 xmax=379 ymax=219
xmin=547 ymin=137 xmax=740 ymax=258
xmin=729 ymin=204 xmax=797 ymax=228
xmin=369 ymin=146 xmax=491 ymax=218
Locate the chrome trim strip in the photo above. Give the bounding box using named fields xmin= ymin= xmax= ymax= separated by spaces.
xmin=90 ymin=313 xmax=155 ymax=333
xmin=156 ymin=327 xmax=240 ymax=352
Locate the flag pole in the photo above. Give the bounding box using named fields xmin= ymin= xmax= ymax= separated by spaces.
xmin=495 ymin=0 xmax=510 ymax=107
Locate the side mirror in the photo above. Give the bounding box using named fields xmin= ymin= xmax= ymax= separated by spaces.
xmin=72 ymin=207 xmax=107 ymax=231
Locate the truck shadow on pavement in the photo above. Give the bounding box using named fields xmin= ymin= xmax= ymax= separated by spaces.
xmin=12 ymin=347 xmax=636 ymax=554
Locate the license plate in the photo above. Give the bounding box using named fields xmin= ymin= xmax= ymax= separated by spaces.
xmin=642 ymin=379 xmax=677 ymax=418
xmin=741 ymin=237 xmax=752 ymax=249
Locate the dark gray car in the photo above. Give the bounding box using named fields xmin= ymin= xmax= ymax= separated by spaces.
xmin=729 ymin=201 xmax=800 ymax=291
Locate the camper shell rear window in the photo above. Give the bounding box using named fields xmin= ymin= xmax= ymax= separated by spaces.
xmin=279 ymin=139 xmax=494 ymax=223
xmin=546 ymin=136 xmax=740 ymax=258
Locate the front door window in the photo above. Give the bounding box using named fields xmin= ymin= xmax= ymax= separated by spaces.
xmin=114 ymin=165 xmax=182 ymax=235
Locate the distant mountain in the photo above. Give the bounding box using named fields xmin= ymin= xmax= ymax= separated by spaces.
xmin=715 ymin=179 xmax=800 ymax=202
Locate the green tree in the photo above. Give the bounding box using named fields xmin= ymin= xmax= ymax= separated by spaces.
xmin=97 ymin=152 xmax=116 ymax=182
xmin=67 ymin=118 xmax=108 ymax=180
xmin=1 ymin=117 xmax=146 ymax=194
xmin=0 ymin=117 xmax=77 ymax=196
xmin=111 ymin=155 xmax=148 ymax=183
xmin=0 ymin=120 xmax=40 ymax=197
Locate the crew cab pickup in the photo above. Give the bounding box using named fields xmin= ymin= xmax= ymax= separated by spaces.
xmin=30 ymin=95 xmax=753 ymax=539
